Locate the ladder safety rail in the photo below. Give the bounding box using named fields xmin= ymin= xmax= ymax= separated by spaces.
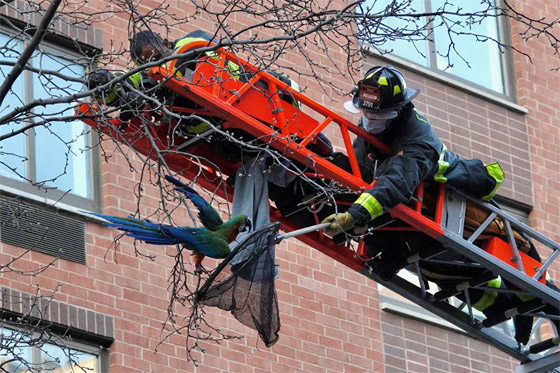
xmin=161 ymin=43 xmax=394 ymax=144
xmin=78 ymin=42 xmax=560 ymax=369
xmin=152 ymin=65 xmax=370 ymax=189
xmin=152 ymin=64 xmax=449 ymax=241
xmin=440 ymin=188 xmax=559 ymax=306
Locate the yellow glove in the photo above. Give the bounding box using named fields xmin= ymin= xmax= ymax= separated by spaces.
xmin=321 ymin=212 xmax=355 ymax=236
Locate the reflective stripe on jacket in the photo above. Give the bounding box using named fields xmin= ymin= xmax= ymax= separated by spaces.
xmin=473 ymin=277 xmax=502 ymax=311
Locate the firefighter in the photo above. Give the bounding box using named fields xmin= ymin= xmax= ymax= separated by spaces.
xmin=85 ymin=69 xmax=156 ymax=121
xmin=130 ymin=29 xmax=217 ymax=78
xmin=322 ymin=65 xmax=504 ymax=238
xmin=129 ymin=29 xmax=304 ymax=131
xmin=318 ymin=66 xmax=559 ymax=346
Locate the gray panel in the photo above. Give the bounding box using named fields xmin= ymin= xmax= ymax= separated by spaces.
xmin=443 ymin=188 xmax=466 ymax=236
xmin=0 ymin=197 xmax=85 ymax=264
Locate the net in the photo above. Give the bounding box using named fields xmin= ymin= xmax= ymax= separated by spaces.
xmin=196 ymin=222 xmax=281 ymax=347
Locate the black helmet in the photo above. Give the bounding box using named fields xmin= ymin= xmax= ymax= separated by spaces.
xmin=86 ymin=69 xmax=118 ymax=105
xmin=344 ymin=65 xmax=419 ymax=119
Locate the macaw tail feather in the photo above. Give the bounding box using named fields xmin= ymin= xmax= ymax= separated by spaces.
xmin=87 ymin=212 xmax=181 ymax=245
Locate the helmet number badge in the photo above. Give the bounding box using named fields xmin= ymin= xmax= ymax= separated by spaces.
xmin=359 ymin=84 xmax=380 ymax=109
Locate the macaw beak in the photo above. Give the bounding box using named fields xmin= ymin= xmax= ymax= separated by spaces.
xmin=241 ymin=218 xmax=251 ymax=233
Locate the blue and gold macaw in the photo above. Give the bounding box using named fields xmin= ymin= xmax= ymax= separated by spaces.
xmin=89 ymin=175 xmax=250 ymax=267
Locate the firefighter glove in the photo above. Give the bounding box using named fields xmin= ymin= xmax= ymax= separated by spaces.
xmin=321 ymin=211 xmax=355 ymax=236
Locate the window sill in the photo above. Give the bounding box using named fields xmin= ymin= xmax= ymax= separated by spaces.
xmin=0 ymin=183 xmax=104 ymax=223
xmin=379 ymin=294 xmax=465 ymax=334
xmin=361 ymin=45 xmax=528 ymax=115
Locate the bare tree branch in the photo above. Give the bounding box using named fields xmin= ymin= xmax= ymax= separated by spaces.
xmin=0 ymin=0 xmax=62 ymax=106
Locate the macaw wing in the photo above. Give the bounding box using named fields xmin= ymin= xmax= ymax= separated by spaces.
xmin=165 ymin=175 xmax=223 ymax=230
xmin=160 ymin=226 xmax=231 ymax=259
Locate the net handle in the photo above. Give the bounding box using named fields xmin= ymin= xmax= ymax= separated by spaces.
xmin=275 ymin=223 xmax=331 ymax=243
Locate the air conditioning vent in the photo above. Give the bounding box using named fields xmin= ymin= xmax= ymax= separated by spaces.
xmin=0 ymin=196 xmax=85 ymax=264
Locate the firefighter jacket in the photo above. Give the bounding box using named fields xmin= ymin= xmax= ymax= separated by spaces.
xmin=348 ymin=103 xmax=504 ymax=226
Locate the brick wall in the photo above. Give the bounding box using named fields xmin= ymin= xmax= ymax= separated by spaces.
xmin=0 ymin=1 xmax=558 ymax=372
xmin=511 ymin=0 xmax=560 ymax=342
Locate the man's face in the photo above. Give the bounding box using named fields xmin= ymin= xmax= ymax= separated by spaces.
xmin=137 ymin=44 xmax=163 ymax=64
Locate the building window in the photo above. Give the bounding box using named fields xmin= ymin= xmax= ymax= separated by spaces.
xmin=0 ymin=30 xmax=100 ymax=212
xmin=0 ymin=288 xmax=113 ymax=372
xmin=0 ymin=327 xmax=107 ymax=372
xmin=358 ymin=0 xmax=512 ymax=97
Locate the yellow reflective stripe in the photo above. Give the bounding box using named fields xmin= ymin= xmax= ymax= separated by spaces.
xmin=174 ymin=37 xmax=218 ymax=60
xmin=473 ymin=277 xmax=501 ymax=311
xmin=173 ymin=37 xmax=241 ymax=79
xmin=184 ymin=122 xmax=211 ymax=134
xmin=516 ymin=293 xmax=534 ymax=302
xmin=174 ymin=37 xmax=210 ymax=50
xmin=414 ymin=108 xmax=428 ymax=123
xmin=514 ymin=273 xmax=550 ymax=301
xmin=393 ymin=85 xmax=401 ymax=95
xmin=172 ymin=37 xmax=216 ymax=75
xmin=276 ymin=72 xmax=301 ymax=109
xmin=515 ymin=272 xmax=553 ymax=301
xmin=96 ymin=89 xmax=117 ymax=105
xmin=433 ymin=143 xmax=449 ymax=183
xmin=482 ymin=162 xmax=504 ymax=201
xmin=354 ymin=193 xmax=383 ymax=220
xmin=127 ymin=72 xmax=142 ymax=88
xmin=378 ymin=76 xmax=388 ymax=85
xmin=226 ymin=60 xmax=241 ymax=80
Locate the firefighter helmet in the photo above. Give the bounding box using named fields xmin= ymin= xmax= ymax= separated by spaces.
xmin=86 ymin=70 xmax=118 ymax=105
xmin=344 ymin=65 xmax=420 ymax=119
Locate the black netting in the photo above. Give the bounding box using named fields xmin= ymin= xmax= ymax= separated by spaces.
xmin=196 ymin=222 xmax=281 ymax=347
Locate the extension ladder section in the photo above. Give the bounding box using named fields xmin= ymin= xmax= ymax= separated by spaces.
xmin=77 ymin=42 xmax=560 ymax=370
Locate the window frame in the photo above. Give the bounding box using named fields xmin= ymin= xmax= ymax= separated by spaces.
xmin=359 ymin=0 xmax=518 ymax=104
xmin=0 ymin=324 xmax=109 ymax=372
xmin=0 ymin=28 xmax=102 ymax=213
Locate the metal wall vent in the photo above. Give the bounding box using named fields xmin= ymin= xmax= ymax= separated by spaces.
xmin=0 ymin=196 xmax=85 ymax=264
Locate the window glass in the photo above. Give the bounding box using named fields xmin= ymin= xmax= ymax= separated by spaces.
xmin=0 ymin=328 xmax=33 ymax=373
xmin=359 ymin=0 xmax=429 ymax=67
xmin=431 ymin=0 xmax=504 ymax=93
xmin=0 ymin=33 xmax=26 ymax=179
xmin=0 ymin=30 xmax=96 ymax=206
xmin=40 ymin=342 xmax=98 ymax=372
xmin=32 ymin=53 xmax=90 ymax=198
xmin=359 ymin=0 xmax=507 ymax=95
xmin=0 ymin=327 xmax=100 ymax=373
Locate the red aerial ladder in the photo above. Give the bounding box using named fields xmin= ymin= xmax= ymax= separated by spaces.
xmin=77 ymin=41 xmax=560 ymax=371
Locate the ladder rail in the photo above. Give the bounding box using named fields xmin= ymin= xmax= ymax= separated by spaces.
xmin=76 ymin=44 xmax=560 ymax=366
xmin=458 ymin=188 xmax=560 ymax=253
xmin=370 ymin=269 xmax=534 ymax=362
xmin=441 ymin=231 xmax=559 ymax=306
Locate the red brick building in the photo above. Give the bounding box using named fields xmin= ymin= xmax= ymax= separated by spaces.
xmin=0 ymin=0 xmax=558 ymax=372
